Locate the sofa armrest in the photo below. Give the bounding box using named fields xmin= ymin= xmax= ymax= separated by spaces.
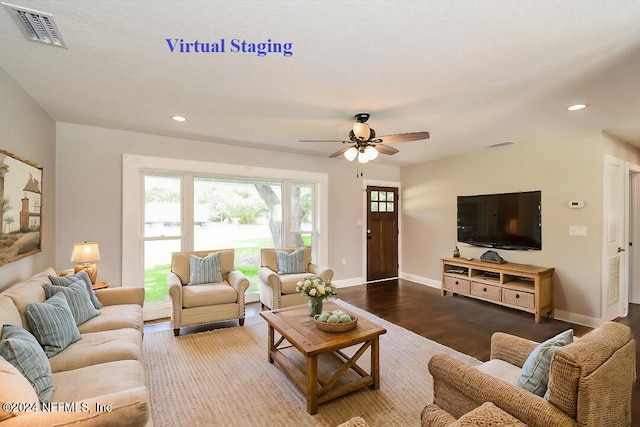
xmin=228 ymin=270 xmax=250 ymax=296
xmin=95 ymin=287 xmax=145 ymax=307
xmin=1 ymin=387 xmax=149 ymax=427
xmin=490 ymin=332 xmax=538 ymax=367
xmin=308 ymin=263 xmax=334 ymax=281
xmin=428 ymin=354 xmax=574 ymax=427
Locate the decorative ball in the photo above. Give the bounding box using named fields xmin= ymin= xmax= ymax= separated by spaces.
xmin=338 ymin=314 xmax=351 ymax=323
xmin=327 ymin=315 xmax=340 ymax=324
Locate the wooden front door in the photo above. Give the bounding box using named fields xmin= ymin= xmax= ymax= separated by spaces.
xmin=366 ymin=186 xmax=399 ymax=281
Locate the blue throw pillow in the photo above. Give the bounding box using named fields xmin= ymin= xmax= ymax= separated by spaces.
xmin=277 ymin=249 xmax=306 ymax=274
xmin=516 ymin=329 xmax=573 ymax=397
xmin=44 ymin=282 xmax=100 ymax=325
xmin=189 ymin=252 xmax=223 ymax=285
xmin=49 ymin=270 xmax=103 ymax=309
xmin=0 ymin=324 xmax=54 ymax=402
xmin=25 ymin=292 xmax=81 ymax=358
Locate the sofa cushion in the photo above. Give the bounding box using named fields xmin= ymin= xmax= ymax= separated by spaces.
xmin=78 ymin=304 xmax=143 ymax=333
xmin=49 ymin=270 xmax=103 ymax=309
xmin=2 ymin=269 xmax=53 ymax=333
xmin=0 ymin=296 xmax=23 ymax=329
xmin=189 ymin=252 xmax=223 ymax=285
xmin=25 ymin=292 xmax=82 ymax=357
xmin=51 ymin=360 xmax=149 ymax=425
xmin=0 ymin=356 xmax=39 ymax=421
xmin=277 ymin=249 xmax=306 ymax=274
xmin=517 ymin=329 xmax=573 ymax=397
xmin=48 ymin=328 xmax=142 ymax=373
xmin=44 ymin=282 xmax=100 ymax=325
xmin=182 ymin=283 xmax=238 ymax=308
xmin=0 ymin=324 xmax=54 ymax=402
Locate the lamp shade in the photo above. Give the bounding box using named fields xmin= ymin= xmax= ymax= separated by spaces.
xmin=344 ymin=146 xmax=358 ymax=161
xmin=70 ymin=242 xmax=101 ymax=263
xmin=364 ymin=145 xmax=379 ymax=160
xmin=357 ymin=151 xmax=369 ymax=164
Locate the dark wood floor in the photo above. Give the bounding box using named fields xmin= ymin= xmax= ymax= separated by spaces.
xmin=337 ymin=279 xmax=639 ymax=426
xmin=147 ymin=278 xmax=639 ymax=424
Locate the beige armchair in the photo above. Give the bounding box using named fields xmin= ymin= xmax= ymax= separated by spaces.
xmin=258 ymin=247 xmax=334 ymax=310
xmin=168 ymin=249 xmax=249 ymax=336
xmin=423 ymin=322 xmax=636 ymax=427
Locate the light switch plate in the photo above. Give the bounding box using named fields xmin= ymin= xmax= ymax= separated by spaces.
xmin=569 ymin=225 xmax=587 ymax=236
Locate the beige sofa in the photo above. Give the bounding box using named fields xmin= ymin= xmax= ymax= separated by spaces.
xmin=424 ymin=322 xmax=636 ymax=427
xmin=168 ymin=249 xmax=249 ymax=336
xmin=0 ymin=268 xmax=150 ymax=426
xmin=258 ymin=247 xmax=334 ymax=310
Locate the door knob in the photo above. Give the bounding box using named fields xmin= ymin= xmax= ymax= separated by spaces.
xmin=618 ymin=247 xmax=626 ymax=253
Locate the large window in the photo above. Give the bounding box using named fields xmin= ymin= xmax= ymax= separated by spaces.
xmin=123 ymin=155 xmax=328 ymax=320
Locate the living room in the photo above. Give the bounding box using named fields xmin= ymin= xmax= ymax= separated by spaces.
xmin=1 ymin=2 xmax=639 ymax=426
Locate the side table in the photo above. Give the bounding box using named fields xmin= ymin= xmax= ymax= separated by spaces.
xmin=92 ymin=281 xmax=110 ymax=290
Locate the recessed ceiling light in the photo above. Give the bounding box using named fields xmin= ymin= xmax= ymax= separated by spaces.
xmin=567 ymin=104 xmax=587 ymax=111
xmin=171 ymin=115 xmax=186 ymax=122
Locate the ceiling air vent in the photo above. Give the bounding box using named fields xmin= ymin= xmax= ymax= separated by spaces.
xmin=2 ymin=2 xmax=66 ymax=48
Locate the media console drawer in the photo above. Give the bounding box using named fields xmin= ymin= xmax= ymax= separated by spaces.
xmin=443 ymin=276 xmax=470 ymax=294
xmin=470 ymin=281 xmax=501 ymax=302
xmin=502 ymin=288 xmax=535 ymax=309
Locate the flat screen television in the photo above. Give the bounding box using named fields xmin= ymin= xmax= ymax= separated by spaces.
xmin=457 ymin=190 xmax=542 ymax=250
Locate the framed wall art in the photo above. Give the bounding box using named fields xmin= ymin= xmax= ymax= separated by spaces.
xmin=0 ymin=149 xmax=42 ymax=266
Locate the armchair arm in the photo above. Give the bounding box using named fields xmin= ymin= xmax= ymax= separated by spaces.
xmin=95 ymin=287 xmax=145 ymax=307
xmin=308 ymin=263 xmax=334 ymax=281
xmin=227 ymin=270 xmax=250 ymax=296
xmin=258 ymin=266 xmax=281 ymax=289
xmin=168 ymin=272 xmax=183 ymax=313
xmin=490 ymin=332 xmax=538 ymax=367
xmin=428 ymin=354 xmax=575 ymax=427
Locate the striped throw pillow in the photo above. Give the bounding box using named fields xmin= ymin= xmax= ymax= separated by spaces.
xmin=25 ymin=292 xmax=81 ymax=358
xmin=189 ymin=252 xmax=223 ymax=285
xmin=44 ymin=282 xmax=100 ymax=325
xmin=0 ymin=324 xmax=54 ymax=402
xmin=277 ymin=249 xmax=306 ymax=274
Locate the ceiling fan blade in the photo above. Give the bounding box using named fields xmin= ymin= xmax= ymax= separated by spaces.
xmin=299 ymin=139 xmax=348 ymax=143
xmin=329 ymin=146 xmax=353 ymax=158
xmin=377 ymin=131 xmax=430 ymax=144
xmin=374 ymin=144 xmax=399 ymax=155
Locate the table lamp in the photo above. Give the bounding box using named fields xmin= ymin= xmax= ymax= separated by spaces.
xmin=70 ymin=242 xmax=101 ymax=284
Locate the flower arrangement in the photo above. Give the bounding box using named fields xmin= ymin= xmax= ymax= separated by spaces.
xmin=296 ymin=276 xmax=337 ymax=300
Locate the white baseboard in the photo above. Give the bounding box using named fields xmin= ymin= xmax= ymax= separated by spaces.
xmin=399 ymin=272 xmax=441 ymax=289
xmin=553 ymin=309 xmax=602 ymax=328
xmin=333 ymin=277 xmax=366 ymax=288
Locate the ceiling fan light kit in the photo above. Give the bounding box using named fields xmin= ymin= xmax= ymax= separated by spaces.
xmin=300 ymin=112 xmax=430 ymax=163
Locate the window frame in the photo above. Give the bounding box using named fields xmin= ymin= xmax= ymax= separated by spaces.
xmin=122 ymin=154 xmax=328 ymax=319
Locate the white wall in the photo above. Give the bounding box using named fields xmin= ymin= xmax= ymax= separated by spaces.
xmin=0 ymin=67 xmax=56 ymax=290
xmin=400 ymin=130 xmax=610 ymax=326
xmin=55 ymin=123 xmax=400 ymax=285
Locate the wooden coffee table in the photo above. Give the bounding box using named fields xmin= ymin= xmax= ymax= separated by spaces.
xmin=260 ymin=301 xmax=387 ymax=414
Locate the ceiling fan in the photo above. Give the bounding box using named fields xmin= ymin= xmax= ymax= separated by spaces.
xmin=300 ymin=113 xmax=430 ymax=163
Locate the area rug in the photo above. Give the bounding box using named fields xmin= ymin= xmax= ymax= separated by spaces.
xmin=143 ymin=301 xmax=481 ymax=427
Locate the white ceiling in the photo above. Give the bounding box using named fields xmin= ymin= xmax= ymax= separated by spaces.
xmin=1 ymin=1 xmax=640 ymax=166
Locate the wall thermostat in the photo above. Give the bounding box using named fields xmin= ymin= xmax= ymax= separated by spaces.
xmin=568 ymin=200 xmax=584 ymax=209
